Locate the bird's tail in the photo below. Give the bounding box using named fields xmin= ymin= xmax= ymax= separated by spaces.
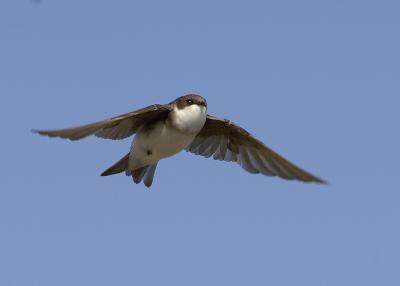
xmin=130 ymin=162 xmax=158 ymax=188
xmin=101 ymin=153 xmax=158 ymax=187
xmin=100 ymin=153 xmax=130 ymax=176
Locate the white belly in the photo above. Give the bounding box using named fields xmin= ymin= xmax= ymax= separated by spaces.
xmin=127 ymin=121 xmax=196 ymax=170
xmin=128 ymin=105 xmax=207 ymax=170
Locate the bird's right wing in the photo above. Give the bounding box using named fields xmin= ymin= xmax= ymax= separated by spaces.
xmin=186 ymin=115 xmax=326 ymax=184
xmin=33 ymin=104 xmax=172 ymax=140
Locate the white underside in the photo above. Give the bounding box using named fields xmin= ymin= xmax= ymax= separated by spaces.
xmin=128 ymin=105 xmax=206 ymax=170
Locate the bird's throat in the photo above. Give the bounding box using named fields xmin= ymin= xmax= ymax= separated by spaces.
xmin=169 ymin=105 xmax=207 ymax=134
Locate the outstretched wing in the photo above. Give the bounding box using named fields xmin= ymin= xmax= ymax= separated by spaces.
xmin=186 ymin=115 xmax=326 ymax=184
xmin=33 ymin=104 xmax=172 ymax=140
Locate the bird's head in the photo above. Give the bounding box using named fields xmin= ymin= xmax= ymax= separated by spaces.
xmin=173 ymin=94 xmax=207 ymax=110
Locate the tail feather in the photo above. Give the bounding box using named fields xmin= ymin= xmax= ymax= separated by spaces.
xmin=131 ymin=167 xmax=147 ymax=184
xmin=130 ymin=162 xmax=158 ymax=187
xmin=101 ymin=153 xmax=129 ymax=176
xmin=143 ymin=162 xmax=158 ymax=187
xmin=100 ymin=152 xmax=159 ymax=187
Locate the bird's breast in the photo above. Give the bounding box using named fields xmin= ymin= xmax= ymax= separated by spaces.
xmin=129 ymin=120 xmax=199 ymax=169
xmin=168 ymin=105 xmax=207 ymax=134
xmin=128 ymin=106 xmax=206 ymax=170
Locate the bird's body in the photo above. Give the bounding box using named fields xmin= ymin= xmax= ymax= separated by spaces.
xmin=33 ymin=94 xmax=326 ymax=187
xmin=128 ymin=103 xmax=207 ymax=170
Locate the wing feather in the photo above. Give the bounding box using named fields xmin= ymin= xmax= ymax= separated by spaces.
xmin=237 ymin=146 xmax=259 ymax=174
xmin=33 ymin=104 xmax=171 ymax=141
xmin=185 ymin=115 xmax=326 ymax=184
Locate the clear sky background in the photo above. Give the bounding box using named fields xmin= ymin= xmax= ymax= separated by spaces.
xmin=1 ymin=1 xmax=399 ymax=285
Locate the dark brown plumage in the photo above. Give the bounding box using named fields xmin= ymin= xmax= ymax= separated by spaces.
xmin=185 ymin=115 xmax=326 ymax=184
xmin=33 ymin=95 xmax=326 ymax=185
xmin=33 ymin=104 xmax=172 ymax=141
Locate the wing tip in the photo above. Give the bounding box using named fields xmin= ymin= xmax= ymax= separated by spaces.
xmin=31 ymin=128 xmax=42 ymax=134
xmin=32 ymin=128 xmax=54 ymax=137
xmin=300 ymin=174 xmax=328 ymax=185
xmin=312 ymin=177 xmax=328 ymax=185
xmin=100 ymin=170 xmax=110 ymax=176
xmin=274 ymin=174 xmax=328 ymax=185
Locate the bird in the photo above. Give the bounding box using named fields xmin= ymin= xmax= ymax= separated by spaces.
xmin=33 ymin=94 xmax=326 ymax=187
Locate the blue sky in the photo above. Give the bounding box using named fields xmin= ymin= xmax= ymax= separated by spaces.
xmin=1 ymin=0 xmax=399 ymax=285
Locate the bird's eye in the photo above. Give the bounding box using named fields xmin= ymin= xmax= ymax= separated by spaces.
xmin=186 ymin=99 xmax=193 ymax=105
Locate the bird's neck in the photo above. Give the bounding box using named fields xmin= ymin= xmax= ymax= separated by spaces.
xmin=168 ymin=105 xmax=207 ymax=134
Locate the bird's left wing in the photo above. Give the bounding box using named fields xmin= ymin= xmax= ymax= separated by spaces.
xmin=33 ymin=104 xmax=172 ymax=140
xmin=185 ymin=115 xmax=326 ymax=184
